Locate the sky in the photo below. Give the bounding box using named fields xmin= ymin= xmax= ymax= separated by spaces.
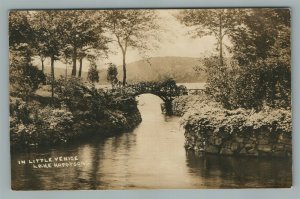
xmin=106 ymin=10 xmax=216 ymax=64
xmin=34 ymin=9 xmax=220 ymax=72
xmin=105 ymin=10 xmax=218 ymax=65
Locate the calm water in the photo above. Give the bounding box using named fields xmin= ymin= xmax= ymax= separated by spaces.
xmin=11 ymin=94 xmax=292 ymax=190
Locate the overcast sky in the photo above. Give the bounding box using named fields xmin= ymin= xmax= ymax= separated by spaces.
xmin=106 ymin=10 xmax=218 ymax=66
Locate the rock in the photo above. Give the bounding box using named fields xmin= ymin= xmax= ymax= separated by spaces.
xmin=274 ymin=144 xmax=284 ymax=150
xmin=247 ymin=148 xmax=259 ymax=155
xmin=230 ymin=143 xmax=239 ymax=152
xmin=220 ymin=148 xmax=233 ymax=155
xmin=205 ymin=145 xmax=219 ymax=154
xmin=245 ymin=143 xmax=254 ymax=150
xmin=235 ymin=137 xmax=244 ymax=143
xmin=214 ymin=138 xmax=222 ymax=146
xmin=258 ymin=139 xmax=269 ymax=145
xmin=278 ymin=137 xmax=291 ymax=145
xmin=239 ymin=148 xmax=247 ymax=155
xmin=257 ymin=145 xmax=272 ymax=152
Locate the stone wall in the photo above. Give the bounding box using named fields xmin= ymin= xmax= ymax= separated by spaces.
xmin=172 ymin=95 xmax=292 ymax=157
xmin=184 ymin=126 xmax=292 ymax=157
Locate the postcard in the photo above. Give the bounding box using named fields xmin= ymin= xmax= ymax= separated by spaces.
xmin=9 ymin=8 xmax=292 ymax=190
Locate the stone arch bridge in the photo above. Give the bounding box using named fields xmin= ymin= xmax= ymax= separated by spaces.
xmin=107 ymin=79 xmax=205 ymax=115
xmin=126 ymin=79 xmax=187 ymax=115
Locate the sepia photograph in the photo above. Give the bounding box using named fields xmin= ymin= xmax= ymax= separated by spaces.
xmin=9 ymin=8 xmax=292 ymax=190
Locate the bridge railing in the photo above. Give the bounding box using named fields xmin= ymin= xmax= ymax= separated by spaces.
xmin=98 ymin=84 xmax=206 ymax=96
xmin=187 ymin=89 xmax=205 ymax=95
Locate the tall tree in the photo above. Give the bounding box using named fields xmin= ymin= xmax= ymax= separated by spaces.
xmin=60 ymin=10 xmax=109 ymax=77
xmin=31 ymin=11 xmax=63 ymax=99
xmin=230 ymin=8 xmax=291 ymax=108
xmin=103 ymin=10 xmax=160 ymax=86
xmin=9 ymin=11 xmax=46 ymax=98
xmin=176 ymin=9 xmax=242 ymax=66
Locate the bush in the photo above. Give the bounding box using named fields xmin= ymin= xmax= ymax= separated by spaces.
xmin=87 ymin=61 xmax=99 ymax=83
xmin=10 ymin=77 xmax=143 ymax=149
xmin=179 ymin=96 xmax=292 ymax=136
xmin=202 ymin=56 xmax=291 ymax=110
xmin=10 ymin=98 xmax=75 ymax=147
xmin=10 ymin=50 xmax=46 ymax=98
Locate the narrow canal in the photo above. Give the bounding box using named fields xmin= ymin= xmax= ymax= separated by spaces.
xmin=11 ymin=94 xmax=292 ymax=190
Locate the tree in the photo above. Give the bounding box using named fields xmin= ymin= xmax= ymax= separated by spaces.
xmin=107 ymin=64 xmax=118 ymax=87
xmin=9 ymin=50 xmax=46 ymax=99
xmin=103 ymin=10 xmax=160 ymax=86
xmin=9 ymin=11 xmax=35 ymax=64
xmin=230 ymin=8 xmax=291 ymax=109
xmin=60 ymin=46 xmax=73 ymax=79
xmin=30 ymin=11 xmax=63 ymax=99
xmin=59 ymin=10 xmax=109 ymax=77
xmin=87 ymin=61 xmax=99 ymax=83
xmin=178 ymin=9 xmax=291 ymax=110
xmin=9 ymin=11 xmax=45 ymax=99
xmin=177 ymin=9 xmax=242 ymax=66
xmin=9 ymin=11 xmax=34 ymax=49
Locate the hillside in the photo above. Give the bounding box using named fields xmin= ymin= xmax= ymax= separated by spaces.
xmin=39 ymin=56 xmax=207 ymax=84
xmin=101 ymin=56 xmax=206 ymax=84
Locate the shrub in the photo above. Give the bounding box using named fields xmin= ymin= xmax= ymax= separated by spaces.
xmin=10 ymin=50 xmax=46 ymax=98
xmin=179 ymin=96 xmax=292 ymax=137
xmin=201 ymin=55 xmax=291 ymax=110
xmin=10 ymin=97 xmax=75 ymax=147
xmin=87 ymin=61 xmax=99 ymax=83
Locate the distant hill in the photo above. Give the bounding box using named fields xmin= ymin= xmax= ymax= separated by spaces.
xmin=37 ymin=64 xmax=89 ymax=80
xmin=40 ymin=56 xmax=207 ymax=84
xmin=101 ymin=56 xmax=206 ymax=84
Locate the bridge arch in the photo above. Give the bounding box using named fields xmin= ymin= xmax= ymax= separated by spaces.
xmin=127 ymin=79 xmax=187 ymax=115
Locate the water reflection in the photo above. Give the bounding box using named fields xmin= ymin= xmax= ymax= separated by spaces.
xmin=11 ymin=94 xmax=292 ymax=190
xmin=185 ymin=151 xmax=292 ymax=188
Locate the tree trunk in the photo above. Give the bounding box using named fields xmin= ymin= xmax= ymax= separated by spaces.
xmin=122 ymin=51 xmax=127 ymax=86
xmin=219 ymin=13 xmax=224 ymax=66
xmin=78 ymin=58 xmax=83 ymax=78
xmin=65 ymin=64 xmax=68 ymax=80
xmin=50 ymin=55 xmax=55 ymax=100
xmin=72 ymin=47 xmax=77 ymax=76
xmin=41 ymin=58 xmax=44 ymax=73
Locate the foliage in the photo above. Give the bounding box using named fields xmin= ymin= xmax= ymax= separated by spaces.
xmin=10 ymin=98 xmax=74 ymax=147
xmin=179 ymin=9 xmax=291 ymax=110
xmin=57 ymin=10 xmax=109 ymax=76
xmin=10 ymin=50 xmax=46 ymax=98
xmin=9 ymin=11 xmax=34 ymax=48
xmin=103 ymin=10 xmax=161 ymax=85
xmin=10 ymin=78 xmax=142 ymax=148
xmin=177 ymin=95 xmax=292 ymax=137
xmin=87 ymin=61 xmax=100 ymax=83
xmin=107 ymin=64 xmax=119 ymax=87
xmin=177 ymin=9 xmax=243 ymax=65
xmin=230 ymin=9 xmax=291 ymax=109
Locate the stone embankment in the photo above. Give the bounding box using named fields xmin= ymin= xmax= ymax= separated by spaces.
xmin=172 ymin=95 xmax=292 ymax=157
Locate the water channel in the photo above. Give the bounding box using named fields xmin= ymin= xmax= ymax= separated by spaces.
xmin=11 ymin=94 xmax=292 ymax=190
